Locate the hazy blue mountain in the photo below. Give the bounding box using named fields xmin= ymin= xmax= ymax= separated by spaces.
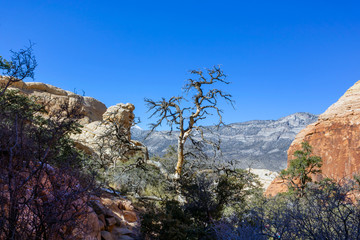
xmin=131 ymin=112 xmax=317 ymax=171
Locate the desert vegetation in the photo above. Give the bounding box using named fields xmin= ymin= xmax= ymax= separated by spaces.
xmin=135 ymin=141 xmax=360 ymax=240
xmin=2 ymin=45 xmax=360 ymax=240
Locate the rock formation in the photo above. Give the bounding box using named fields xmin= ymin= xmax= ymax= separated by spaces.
xmin=0 ymin=77 xmax=141 ymax=239
xmin=266 ymin=80 xmax=360 ymax=196
xmin=72 ymin=103 xmax=136 ymax=156
xmin=0 ymin=77 xmax=143 ymax=159
xmin=0 ymin=76 xmax=107 ymax=124
xmin=89 ymin=194 xmax=140 ymax=240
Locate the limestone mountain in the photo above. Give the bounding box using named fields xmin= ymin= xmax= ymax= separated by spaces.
xmin=132 ymin=112 xmax=318 ymax=171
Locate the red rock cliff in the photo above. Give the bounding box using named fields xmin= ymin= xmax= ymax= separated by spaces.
xmin=266 ymin=80 xmax=360 ymax=196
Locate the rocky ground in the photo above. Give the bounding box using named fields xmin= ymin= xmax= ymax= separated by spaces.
xmin=89 ymin=193 xmax=140 ymax=240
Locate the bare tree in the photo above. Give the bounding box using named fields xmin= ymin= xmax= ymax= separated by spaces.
xmin=145 ymin=66 xmax=233 ymax=178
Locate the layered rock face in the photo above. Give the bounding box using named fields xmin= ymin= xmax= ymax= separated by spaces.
xmin=266 ymin=80 xmax=360 ymax=196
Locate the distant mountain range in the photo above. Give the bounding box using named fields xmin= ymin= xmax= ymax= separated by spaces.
xmin=131 ymin=112 xmax=318 ymax=171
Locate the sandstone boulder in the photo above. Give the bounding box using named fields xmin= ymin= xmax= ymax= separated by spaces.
xmin=72 ymin=103 xmax=136 ymax=156
xmin=103 ymin=103 xmax=135 ymax=129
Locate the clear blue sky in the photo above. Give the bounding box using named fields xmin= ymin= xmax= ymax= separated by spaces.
xmin=1 ymin=1 xmax=359 ymax=129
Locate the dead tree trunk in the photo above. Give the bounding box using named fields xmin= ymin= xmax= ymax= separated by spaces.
xmin=176 ymin=137 xmax=185 ymax=177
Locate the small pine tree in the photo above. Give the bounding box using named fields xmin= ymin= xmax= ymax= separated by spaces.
xmin=280 ymin=142 xmax=322 ymax=196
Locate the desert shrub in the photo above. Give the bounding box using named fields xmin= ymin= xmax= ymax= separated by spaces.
xmin=102 ymin=145 xmax=177 ymax=198
xmin=216 ymin=178 xmax=360 ymax=240
xmin=141 ymin=200 xmax=198 ymax=240
xmin=256 ymin=179 xmax=360 ymax=239
xmin=140 ymin=167 xmax=263 ymax=239
xmin=113 ymin=155 xmax=171 ymax=197
xmin=207 ymin=142 xmax=360 ymax=240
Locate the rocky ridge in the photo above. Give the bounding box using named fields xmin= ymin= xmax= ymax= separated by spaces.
xmin=0 ymin=77 xmax=140 ymax=159
xmin=132 ymin=112 xmax=318 ymax=171
xmin=266 ymin=80 xmax=360 ymax=196
xmin=0 ymin=76 xmax=107 ymax=124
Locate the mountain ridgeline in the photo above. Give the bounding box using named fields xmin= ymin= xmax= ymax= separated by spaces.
xmin=132 ymin=112 xmax=318 ymax=171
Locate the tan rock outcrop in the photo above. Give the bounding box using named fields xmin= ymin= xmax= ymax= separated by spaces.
xmin=1 ymin=77 xmax=143 ymax=160
xmin=0 ymin=76 xmax=107 ymax=124
xmin=72 ymin=103 xmax=136 ymax=156
xmin=266 ymin=80 xmax=360 ymax=196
